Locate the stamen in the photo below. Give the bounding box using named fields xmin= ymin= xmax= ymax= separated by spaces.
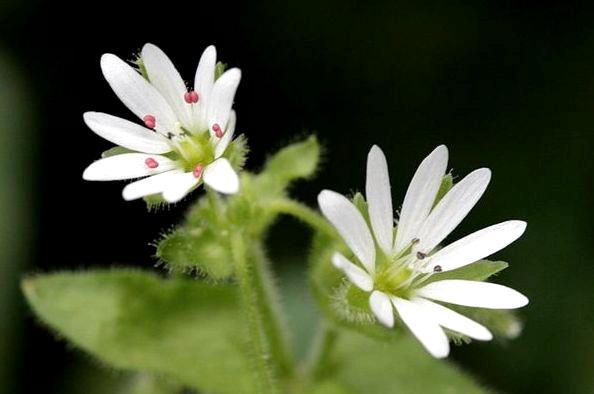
xmin=433 ymin=265 xmax=442 ymax=273
xmin=193 ymin=164 xmax=204 ymax=178
xmin=143 ymin=114 xmax=156 ymax=129
xmin=144 ymin=158 xmax=159 ymax=169
xmin=184 ymin=90 xmax=199 ymax=104
xmin=416 ymin=251 xmax=427 ymax=260
xmin=411 ymin=238 xmax=420 ymax=244
xmin=212 ymin=123 xmax=225 ymax=138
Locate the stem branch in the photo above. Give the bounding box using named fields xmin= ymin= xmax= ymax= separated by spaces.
xmin=266 ymin=198 xmax=337 ymax=238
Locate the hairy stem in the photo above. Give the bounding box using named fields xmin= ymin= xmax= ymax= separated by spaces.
xmin=266 ymin=198 xmax=337 ymax=239
xmin=231 ymin=232 xmax=294 ymax=393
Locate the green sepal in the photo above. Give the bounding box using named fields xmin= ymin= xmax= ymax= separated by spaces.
xmin=215 ymin=61 xmax=227 ymax=80
xmin=157 ymin=190 xmax=234 ymax=280
xmin=426 ymin=260 xmax=508 ymax=284
xmin=449 ymin=306 xmax=523 ymax=340
xmin=101 ymin=146 xmax=135 ymax=158
xmin=157 ymin=227 xmax=234 ymax=280
xmin=432 ymin=173 xmax=454 ymax=208
xmin=143 ymin=194 xmax=169 ymax=212
xmin=21 ymin=270 xmax=257 ymax=393
xmin=132 ymin=56 xmax=150 ymax=81
xmin=308 ymin=233 xmax=402 ymax=341
xmin=309 ymin=330 xmax=487 ymax=393
xmin=351 ymin=192 xmax=370 ymax=224
xmin=224 ymin=134 xmax=249 ymax=171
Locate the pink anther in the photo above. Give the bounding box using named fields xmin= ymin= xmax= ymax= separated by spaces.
xmin=193 ymin=164 xmax=204 ymax=178
xmin=145 ymin=157 xmax=159 ymax=169
xmin=143 ymin=114 xmax=156 ymax=129
xmin=184 ymin=90 xmax=199 ymax=104
xmin=212 ymin=123 xmax=224 ymax=138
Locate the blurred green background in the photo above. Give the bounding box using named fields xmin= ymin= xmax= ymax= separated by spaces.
xmin=1 ymin=0 xmax=593 ymax=393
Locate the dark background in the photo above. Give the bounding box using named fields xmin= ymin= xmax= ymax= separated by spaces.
xmin=1 ymin=0 xmax=593 ymax=393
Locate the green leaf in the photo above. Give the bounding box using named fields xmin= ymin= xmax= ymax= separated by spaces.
xmin=257 ymin=135 xmax=321 ymax=195
xmin=426 ymin=260 xmax=508 ymax=284
xmin=125 ymin=374 xmax=183 ymax=394
xmin=311 ymin=330 xmax=487 ymax=393
xmin=22 ymin=270 xmax=257 ymax=393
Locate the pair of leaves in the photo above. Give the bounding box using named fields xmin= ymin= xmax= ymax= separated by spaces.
xmin=23 ymin=270 xmax=486 ymax=393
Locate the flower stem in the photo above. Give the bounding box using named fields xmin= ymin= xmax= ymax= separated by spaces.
xmin=266 ymin=198 xmax=337 ymax=238
xmin=231 ymin=232 xmax=293 ymax=393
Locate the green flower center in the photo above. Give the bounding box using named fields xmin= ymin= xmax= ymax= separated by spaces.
xmin=170 ymin=126 xmax=217 ymax=172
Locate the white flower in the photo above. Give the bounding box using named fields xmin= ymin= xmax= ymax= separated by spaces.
xmin=82 ymin=44 xmax=241 ymax=203
xmin=318 ymin=145 xmax=529 ymax=358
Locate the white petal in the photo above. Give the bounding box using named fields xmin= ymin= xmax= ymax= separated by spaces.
xmin=332 ymin=252 xmax=373 ymax=292
xmin=203 ymin=158 xmax=239 ymax=194
xmin=318 ymin=190 xmax=376 ymax=272
xmin=122 ymin=170 xmax=183 ymax=201
xmin=369 ymin=291 xmax=394 ymax=327
xmin=83 ymin=112 xmax=172 ymax=154
xmin=100 ymin=54 xmax=177 ymax=135
xmin=162 ymin=172 xmax=200 ymax=203
xmin=424 ymin=221 xmax=527 ymax=272
xmin=192 ymin=45 xmax=217 ymax=129
xmin=207 ymin=68 xmax=241 ymax=136
xmin=412 ymin=298 xmax=492 ymax=341
xmin=141 ymin=43 xmax=192 ymax=126
xmin=391 ymin=297 xmax=449 ymax=358
xmin=194 ymin=46 xmax=216 ymax=102
xmin=416 ymin=280 xmax=529 ymax=309
xmin=415 ymin=168 xmax=491 ymax=254
xmin=394 ymin=145 xmax=448 ymax=254
xmin=214 ymin=110 xmax=236 ymax=158
xmin=365 ymin=145 xmax=394 ymax=255
xmin=82 ymin=153 xmax=176 ymax=181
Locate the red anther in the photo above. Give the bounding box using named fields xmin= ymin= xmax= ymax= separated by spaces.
xmin=193 ymin=164 xmax=204 ymax=178
xmin=212 ymin=123 xmax=224 ymax=138
xmin=145 ymin=158 xmax=159 ymax=169
xmin=143 ymin=114 xmax=156 ymax=129
xmin=184 ymin=90 xmax=199 ymax=104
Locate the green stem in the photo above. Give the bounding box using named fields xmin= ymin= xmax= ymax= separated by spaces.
xmin=231 ymin=232 xmax=293 ymax=393
xmin=266 ymin=198 xmax=337 ymax=238
xmin=306 ymin=323 xmax=338 ymax=380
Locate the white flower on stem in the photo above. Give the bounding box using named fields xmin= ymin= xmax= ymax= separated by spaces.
xmin=82 ymin=44 xmax=241 ymax=202
xmin=318 ymin=145 xmax=528 ymax=358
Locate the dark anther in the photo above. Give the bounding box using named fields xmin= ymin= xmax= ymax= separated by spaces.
xmin=411 ymin=238 xmax=420 ymax=244
xmin=433 ymin=265 xmax=442 ymax=273
xmin=416 ymin=251 xmax=427 ymax=260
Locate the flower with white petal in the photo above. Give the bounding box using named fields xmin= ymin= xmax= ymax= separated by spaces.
xmin=318 ymin=145 xmax=528 ymax=358
xmin=82 ymin=43 xmax=242 ymax=203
